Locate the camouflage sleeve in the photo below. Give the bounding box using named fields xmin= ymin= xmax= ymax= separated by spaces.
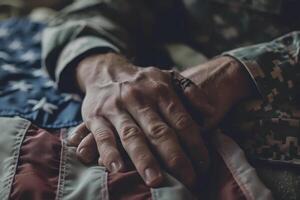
xmin=224 ymin=31 xmax=300 ymax=104
xmin=41 ymin=0 xmax=155 ymax=91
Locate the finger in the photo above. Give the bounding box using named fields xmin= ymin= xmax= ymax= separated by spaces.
xmin=130 ymin=105 xmax=196 ymax=187
xmin=86 ymin=116 xmax=124 ymax=173
xmin=108 ymin=111 xmax=163 ymax=187
xmin=159 ymin=92 xmax=210 ymax=173
xmin=76 ymin=133 xmax=98 ymax=164
xmin=98 ymin=157 xmax=104 ymax=166
xmin=68 ymin=122 xmax=90 ymax=147
xmin=122 ymin=86 xmax=196 ymax=187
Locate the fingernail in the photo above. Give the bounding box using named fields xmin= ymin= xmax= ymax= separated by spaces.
xmin=67 ymin=133 xmax=78 ymax=146
xmin=79 ymin=148 xmax=87 ymax=155
xmin=79 ymin=148 xmax=92 ymax=162
xmin=109 ymin=161 xmax=122 ymax=173
xmin=144 ymin=168 xmax=161 ymax=185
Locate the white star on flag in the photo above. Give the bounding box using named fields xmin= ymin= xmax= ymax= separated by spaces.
xmin=0 ymin=28 xmax=8 ymax=37
xmin=43 ymin=80 xmax=57 ymax=89
xmin=21 ymin=50 xmax=38 ymax=63
xmin=1 ymin=64 xmax=20 ymax=73
xmin=33 ymin=69 xmax=48 ymax=78
xmin=62 ymin=93 xmax=82 ymax=102
xmin=28 ymin=97 xmax=58 ymax=114
xmin=8 ymin=40 xmax=23 ymax=50
xmin=9 ymin=81 xmax=33 ymax=92
xmin=0 ymin=52 xmax=9 ymax=60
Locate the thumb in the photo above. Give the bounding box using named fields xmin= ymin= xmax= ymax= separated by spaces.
xmin=67 ymin=122 xmax=90 ymax=147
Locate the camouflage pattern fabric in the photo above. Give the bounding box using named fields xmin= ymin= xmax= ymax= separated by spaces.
xmin=223 ymin=32 xmax=300 ymax=165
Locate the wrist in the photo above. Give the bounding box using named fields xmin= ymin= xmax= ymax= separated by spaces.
xmin=208 ymin=56 xmax=255 ymax=107
xmin=182 ymin=56 xmax=256 ymax=110
xmin=225 ymin=56 xmax=256 ymax=102
xmin=76 ymin=53 xmax=138 ymax=92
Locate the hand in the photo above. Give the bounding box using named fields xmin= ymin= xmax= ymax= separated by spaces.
xmin=69 ymin=53 xmax=210 ymax=187
xmin=69 ymin=55 xmax=255 ymax=188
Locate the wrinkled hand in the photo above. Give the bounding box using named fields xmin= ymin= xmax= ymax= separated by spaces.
xmin=69 ymin=54 xmax=255 ymax=188
xmin=68 ymin=53 xmax=212 ymax=187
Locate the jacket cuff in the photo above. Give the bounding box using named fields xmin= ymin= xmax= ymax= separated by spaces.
xmin=222 ymin=44 xmax=269 ymax=100
xmin=55 ymin=36 xmax=120 ymax=92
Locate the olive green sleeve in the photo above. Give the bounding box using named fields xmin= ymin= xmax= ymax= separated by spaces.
xmin=41 ymin=0 xmax=155 ymax=91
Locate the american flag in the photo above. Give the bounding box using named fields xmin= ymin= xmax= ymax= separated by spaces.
xmin=0 ymin=18 xmax=82 ymax=129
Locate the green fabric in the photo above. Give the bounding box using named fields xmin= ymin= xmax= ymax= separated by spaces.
xmin=56 ymin=130 xmax=109 ymax=200
xmin=151 ymin=173 xmax=196 ymax=200
xmin=0 ymin=117 xmax=30 ymax=200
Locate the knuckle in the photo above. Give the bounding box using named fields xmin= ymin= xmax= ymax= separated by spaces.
xmin=145 ymin=66 xmax=159 ymax=73
xmin=84 ymin=108 xmax=106 ymax=123
xmin=174 ymin=114 xmax=193 ymax=130
xmin=135 ymin=152 xmax=152 ymax=164
xmin=126 ymin=144 xmax=154 ymax=168
xmin=166 ymin=102 xmax=176 ymax=114
xmin=148 ymin=123 xmax=171 ymax=141
xmin=128 ymin=86 xmax=139 ymax=95
xmin=120 ymin=126 xmax=141 ymax=143
xmin=93 ymin=129 xmax=114 ymax=143
xmin=137 ymin=106 xmax=152 ymax=115
xmin=146 ymin=67 xmax=169 ymax=79
xmin=134 ymin=70 xmax=147 ymax=81
xmin=121 ymin=85 xmax=140 ymax=102
xmin=101 ymin=149 xmax=119 ymax=163
xmin=86 ymin=110 xmax=102 ymax=120
xmin=151 ymin=82 xmax=168 ymax=93
xmin=167 ymin=154 xmax=186 ymax=170
xmin=135 ymin=155 xmax=154 ymax=170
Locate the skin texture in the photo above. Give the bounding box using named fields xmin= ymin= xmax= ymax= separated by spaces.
xmin=68 ymin=53 xmax=255 ymax=188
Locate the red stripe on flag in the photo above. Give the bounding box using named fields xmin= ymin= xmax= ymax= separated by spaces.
xmin=108 ymin=170 xmax=152 ymax=200
xmin=10 ymin=125 xmax=61 ymax=200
